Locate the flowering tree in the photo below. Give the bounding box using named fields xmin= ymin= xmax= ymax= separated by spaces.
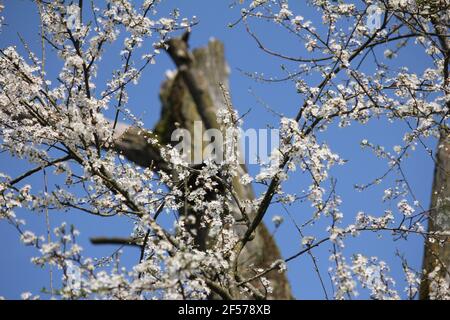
xmin=0 ymin=0 xmax=449 ymax=300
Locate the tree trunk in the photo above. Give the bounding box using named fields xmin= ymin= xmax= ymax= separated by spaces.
xmin=419 ymin=9 xmax=450 ymax=300
xmin=420 ymin=132 xmax=450 ymax=299
xmin=112 ymin=36 xmax=293 ymax=299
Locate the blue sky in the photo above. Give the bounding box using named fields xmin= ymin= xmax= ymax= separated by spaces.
xmin=0 ymin=0 xmax=436 ymax=299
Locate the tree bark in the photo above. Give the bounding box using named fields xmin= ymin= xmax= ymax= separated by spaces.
xmin=420 ymin=10 xmax=450 ymax=300
xmin=420 ymin=132 xmax=450 ymax=299
xmin=112 ymin=36 xmax=293 ymax=299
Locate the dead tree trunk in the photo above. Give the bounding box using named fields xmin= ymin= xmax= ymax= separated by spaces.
xmin=112 ymin=35 xmax=292 ymax=299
